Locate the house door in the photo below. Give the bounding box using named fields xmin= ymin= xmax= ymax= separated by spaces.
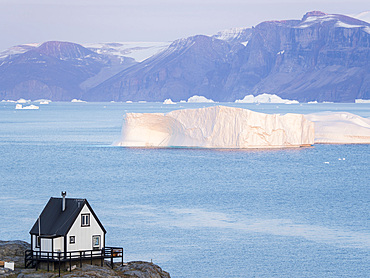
xmin=92 ymin=235 xmax=101 ymax=250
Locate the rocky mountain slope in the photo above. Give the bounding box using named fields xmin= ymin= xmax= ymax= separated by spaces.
xmin=86 ymin=11 xmax=370 ymax=102
xmin=1 ymin=11 xmax=369 ymax=102
xmin=85 ymin=35 xmax=239 ymax=101
xmin=0 ymin=41 xmax=135 ymax=101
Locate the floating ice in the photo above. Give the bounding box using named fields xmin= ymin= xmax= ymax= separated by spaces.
xmin=16 ymin=98 xmax=30 ymax=104
xmin=355 ymin=99 xmax=370 ymax=103
xmin=114 ymin=106 xmax=314 ymax=148
xmin=15 ymin=104 xmax=39 ymax=110
xmin=305 ymin=112 xmax=370 ymax=144
xmin=34 ymin=99 xmax=51 ymax=104
xmin=235 ymin=93 xmax=299 ymax=104
xmin=187 ymin=95 xmax=214 ymax=103
xmin=163 ymin=98 xmax=176 ymax=104
xmin=71 ymin=99 xmax=86 ymax=103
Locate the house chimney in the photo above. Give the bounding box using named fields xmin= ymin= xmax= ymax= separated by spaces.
xmin=61 ymin=191 xmax=66 ymax=211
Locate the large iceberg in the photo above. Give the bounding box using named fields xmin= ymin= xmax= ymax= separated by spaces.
xmin=114 ymin=106 xmax=314 ymax=148
xmin=305 ymin=112 xmax=370 ymax=144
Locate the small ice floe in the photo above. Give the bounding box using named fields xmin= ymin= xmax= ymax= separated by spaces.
xmin=17 ymin=98 xmax=30 ymax=103
xmin=163 ymin=98 xmax=176 ymax=104
xmin=34 ymin=99 xmax=51 ymax=104
xmin=324 ymin=161 xmax=330 ymax=164
xmin=235 ymin=93 xmax=298 ymax=104
xmin=187 ymin=95 xmax=214 ymax=103
xmin=126 ymin=101 xmax=133 ymax=103
xmin=355 ymin=99 xmax=370 ymax=103
xmin=71 ymin=99 xmax=86 ymax=103
xmin=15 ymin=104 xmax=39 ymax=110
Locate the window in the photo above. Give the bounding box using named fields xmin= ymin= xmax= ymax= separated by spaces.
xmin=70 ymin=236 xmax=75 ymax=244
xmin=92 ymin=235 xmax=100 ymax=250
xmin=36 ymin=236 xmax=41 ymax=248
xmin=81 ymin=214 xmax=90 ymax=227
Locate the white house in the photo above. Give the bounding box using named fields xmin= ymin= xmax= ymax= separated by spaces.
xmin=26 ymin=192 xmax=123 ymax=272
xmin=29 ymin=192 xmax=106 ymax=255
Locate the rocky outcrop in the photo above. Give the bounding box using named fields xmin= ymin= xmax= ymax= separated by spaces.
xmin=116 ymin=261 xmax=171 ymax=278
xmin=0 ymin=241 xmax=170 ymax=278
xmin=0 ymin=262 xmax=170 ymax=278
xmin=0 ymin=240 xmax=30 ymax=267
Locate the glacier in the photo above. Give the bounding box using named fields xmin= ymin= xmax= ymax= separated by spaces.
xmin=114 ymin=106 xmax=314 ymax=148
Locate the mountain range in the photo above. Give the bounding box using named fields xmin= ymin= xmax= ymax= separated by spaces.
xmin=1 ymin=11 xmax=369 ymax=102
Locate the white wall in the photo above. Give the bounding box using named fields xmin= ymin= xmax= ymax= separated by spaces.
xmin=66 ymin=204 xmax=105 ymax=252
xmin=54 ymin=237 xmax=64 ymax=252
xmin=32 ymin=234 xmax=62 ymax=255
xmin=40 ymin=238 xmax=52 ymax=252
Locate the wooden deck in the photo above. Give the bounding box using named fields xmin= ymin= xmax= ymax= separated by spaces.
xmin=25 ymin=247 xmax=123 ymax=276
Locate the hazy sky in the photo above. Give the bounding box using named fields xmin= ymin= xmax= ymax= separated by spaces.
xmin=0 ymin=0 xmax=369 ymax=50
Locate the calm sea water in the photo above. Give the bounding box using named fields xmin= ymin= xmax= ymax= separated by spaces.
xmin=0 ymin=102 xmax=369 ymax=277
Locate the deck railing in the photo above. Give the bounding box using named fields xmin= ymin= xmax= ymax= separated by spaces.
xmin=25 ymin=247 xmax=123 ymax=276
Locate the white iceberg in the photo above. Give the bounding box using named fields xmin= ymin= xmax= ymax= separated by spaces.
xmin=34 ymin=99 xmax=51 ymax=104
xmin=305 ymin=112 xmax=370 ymax=144
xmin=15 ymin=104 xmax=39 ymax=110
xmin=114 ymin=106 xmax=314 ymax=148
xmin=17 ymin=98 xmax=30 ymax=104
xmin=355 ymin=99 xmax=370 ymax=103
xmin=235 ymin=93 xmax=299 ymax=104
xmin=163 ymin=98 xmax=176 ymax=104
xmin=187 ymin=95 xmax=214 ymax=103
xmin=71 ymin=99 xmax=86 ymax=103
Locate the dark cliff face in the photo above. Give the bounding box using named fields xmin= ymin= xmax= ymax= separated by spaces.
xmin=230 ymin=12 xmax=370 ymax=102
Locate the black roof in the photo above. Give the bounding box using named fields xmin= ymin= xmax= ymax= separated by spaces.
xmin=30 ymin=197 xmax=106 ymax=237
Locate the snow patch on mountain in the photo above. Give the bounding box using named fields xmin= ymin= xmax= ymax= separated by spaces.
xmin=0 ymin=43 xmax=40 ymax=60
xmin=212 ymin=27 xmax=252 ymax=45
xmin=83 ymin=42 xmax=171 ymax=62
xmin=213 ymin=28 xmax=247 ymax=41
xmin=297 ymin=11 xmax=370 ymax=29
xmin=352 ymin=11 xmax=370 ymax=23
